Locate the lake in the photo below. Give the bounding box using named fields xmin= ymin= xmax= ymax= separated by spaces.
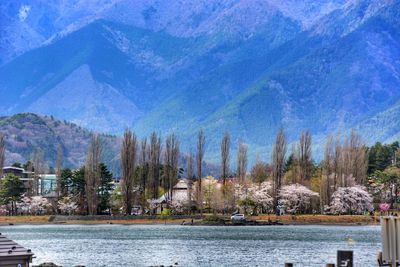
xmin=0 ymin=224 xmax=381 ymax=267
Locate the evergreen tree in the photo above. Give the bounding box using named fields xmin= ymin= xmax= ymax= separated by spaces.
xmin=98 ymin=163 xmax=113 ymax=214
xmin=60 ymin=168 xmax=73 ymax=197
xmin=368 ymin=142 xmax=398 ymax=174
xmin=71 ymin=167 xmax=86 ymax=213
xmin=0 ymin=174 xmax=25 ymax=215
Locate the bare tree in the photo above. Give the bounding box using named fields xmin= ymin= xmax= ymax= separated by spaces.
xmin=271 ymin=129 xmax=287 ymax=207
xmin=325 ymin=131 xmax=368 ymax=190
xmin=290 ymin=144 xmax=299 ymax=184
xmin=120 ymin=129 xmax=138 ymax=215
xmin=340 ymin=131 xmax=368 ymax=185
xmin=149 ymin=132 xmax=161 ymax=199
xmin=0 ymin=133 xmax=5 ymax=178
xmin=321 ymin=135 xmax=334 ymax=209
xmin=348 ymin=131 xmax=368 ymax=184
xmin=25 ymin=160 xmax=34 ymax=197
xmin=333 ymin=135 xmax=343 ymax=189
xmin=196 ymin=130 xmax=205 ymax=212
xmin=85 ymin=134 xmax=102 ymax=215
xmin=139 ymin=138 xmax=148 ymax=206
xmin=56 ymin=144 xmax=63 ymax=198
xmin=250 ymin=159 xmax=269 ymax=184
xmin=220 ymin=132 xmax=230 ymax=187
xmin=295 ymin=130 xmax=313 ymax=184
xmin=187 ymin=151 xmax=194 ymax=208
xmin=32 ymin=149 xmax=45 ymax=196
xmin=164 ymin=134 xmax=180 ymax=201
xmin=237 ymin=142 xmax=248 ymax=184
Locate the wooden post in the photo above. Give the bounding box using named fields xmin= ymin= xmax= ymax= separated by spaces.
xmin=337 ymin=250 xmax=353 ymax=267
xmin=326 ymin=264 xmax=335 ymax=267
xmin=284 ymin=263 xmax=293 ymax=267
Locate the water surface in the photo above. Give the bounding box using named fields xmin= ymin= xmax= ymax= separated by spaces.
xmin=0 ymin=224 xmax=381 ymax=266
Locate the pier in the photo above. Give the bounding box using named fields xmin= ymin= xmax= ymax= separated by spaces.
xmin=0 ymin=233 xmax=33 ymax=267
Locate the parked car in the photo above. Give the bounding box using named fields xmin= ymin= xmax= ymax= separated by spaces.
xmin=231 ymin=214 xmax=246 ymax=221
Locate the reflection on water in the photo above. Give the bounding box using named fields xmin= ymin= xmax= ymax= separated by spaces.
xmin=0 ymin=224 xmax=380 ymax=267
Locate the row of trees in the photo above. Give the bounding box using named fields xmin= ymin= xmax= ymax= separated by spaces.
xmin=0 ymin=128 xmax=398 ymax=216
xmin=120 ymin=131 xmax=181 ymax=214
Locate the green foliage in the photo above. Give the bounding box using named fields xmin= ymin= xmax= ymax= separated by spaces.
xmin=23 ymin=161 xmax=33 ymax=171
xmin=12 ymin=162 xmax=22 ymax=168
xmin=98 ymin=163 xmax=113 ymax=213
xmin=251 ymin=161 xmax=269 ymax=184
xmin=0 ymin=174 xmax=25 ymax=213
xmin=368 ymin=142 xmax=399 ymax=174
xmin=111 ymin=184 xmax=123 ymax=214
xmin=373 ymin=166 xmax=400 ymax=185
xmin=71 ymin=167 xmax=85 ymax=195
xmin=285 ymin=153 xmax=295 ymax=172
xmin=60 ymin=168 xmax=73 ymax=196
xmin=158 ymin=208 xmax=171 ymax=219
xmin=71 ymin=167 xmax=86 ymax=212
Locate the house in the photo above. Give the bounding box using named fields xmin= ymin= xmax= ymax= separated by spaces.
xmin=171 ymin=179 xmax=190 ymax=202
xmin=1 ymin=167 xmax=57 ymax=198
xmin=1 ymin=166 xmax=34 ymax=191
xmin=2 ymin=166 xmax=28 ymax=177
xmin=37 ymin=174 xmax=57 ymax=196
xmin=150 ymin=179 xmax=191 ymax=214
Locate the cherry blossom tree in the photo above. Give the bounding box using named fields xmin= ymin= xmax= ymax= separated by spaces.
xmin=0 ymin=205 xmax=7 ymax=215
xmin=17 ymin=195 xmax=52 ymax=215
xmin=329 ymin=186 xmax=373 ymax=215
xmin=235 ymin=181 xmax=273 ymax=214
xmin=58 ymin=196 xmax=78 ymax=215
xmin=169 ymin=199 xmax=186 ymax=214
xmin=279 ymin=184 xmax=319 ymax=214
xmin=249 ymin=182 xmax=273 ymax=213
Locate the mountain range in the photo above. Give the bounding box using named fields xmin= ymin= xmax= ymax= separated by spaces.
xmin=0 ymin=0 xmax=399 ymax=163
xmin=0 ymin=113 xmax=221 ymax=177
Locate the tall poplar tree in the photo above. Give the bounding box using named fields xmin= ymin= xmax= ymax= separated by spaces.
xmin=120 ymin=129 xmax=137 ymax=215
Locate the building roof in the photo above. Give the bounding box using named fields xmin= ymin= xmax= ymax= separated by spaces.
xmin=38 ymin=174 xmax=57 ymax=180
xmin=0 ymin=233 xmax=34 ymax=259
xmin=2 ymin=166 xmax=25 ymax=172
xmin=173 ymin=179 xmax=188 ymax=190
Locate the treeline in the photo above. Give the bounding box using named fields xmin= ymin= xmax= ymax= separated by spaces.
xmin=0 ymin=128 xmax=399 ymax=215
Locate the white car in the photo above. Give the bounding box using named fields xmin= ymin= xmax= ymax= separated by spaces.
xmin=231 ymin=214 xmax=246 ymax=221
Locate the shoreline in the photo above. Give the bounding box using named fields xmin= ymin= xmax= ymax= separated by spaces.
xmin=0 ymin=214 xmax=379 ymax=226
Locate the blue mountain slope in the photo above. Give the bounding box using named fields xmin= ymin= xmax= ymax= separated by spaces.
xmin=0 ymin=0 xmax=399 ymax=164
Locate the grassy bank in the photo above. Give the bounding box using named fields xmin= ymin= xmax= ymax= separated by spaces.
xmin=0 ymin=215 xmax=50 ymax=224
xmin=0 ymin=214 xmax=379 ymax=225
xmin=251 ymin=214 xmax=378 ymax=225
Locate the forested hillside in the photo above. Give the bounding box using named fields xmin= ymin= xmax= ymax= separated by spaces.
xmin=0 ymin=113 xmax=120 ymax=174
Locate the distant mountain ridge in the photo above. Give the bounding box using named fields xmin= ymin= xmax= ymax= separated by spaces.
xmin=0 ymin=113 xmax=220 ymax=177
xmin=0 ymin=113 xmax=120 ymax=174
xmin=0 ymin=0 xmax=399 ymax=162
xmin=0 ymin=0 xmax=347 ymax=65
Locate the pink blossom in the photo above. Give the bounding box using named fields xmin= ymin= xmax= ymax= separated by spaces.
xmin=329 ymin=186 xmax=373 ymax=215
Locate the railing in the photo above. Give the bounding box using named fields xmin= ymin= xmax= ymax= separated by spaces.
xmin=380 ymin=216 xmax=400 ymax=267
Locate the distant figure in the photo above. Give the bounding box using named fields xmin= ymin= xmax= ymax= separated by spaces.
xmin=347 ymin=237 xmax=355 ymax=248
xmin=191 ymin=219 xmax=194 ymax=225
xmin=181 ymin=220 xmax=185 ymax=225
